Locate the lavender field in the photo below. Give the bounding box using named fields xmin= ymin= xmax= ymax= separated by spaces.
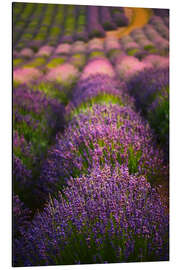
xmin=12 ymin=3 xmax=169 ymax=266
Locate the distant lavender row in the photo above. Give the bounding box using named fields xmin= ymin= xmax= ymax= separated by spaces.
xmin=13 ymin=3 xmax=130 ymax=50
xmin=13 ymin=14 xmax=169 ymax=74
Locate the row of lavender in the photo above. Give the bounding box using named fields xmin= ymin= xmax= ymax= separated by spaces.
xmin=13 ymin=16 xmax=169 ymax=87
xmin=13 ymin=3 xmax=129 ymax=51
xmin=13 ymin=33 xmax=169 ymax=160
xmin=13 ymin=6 xmax=169 ymax=266
xmin=13 ymin=54 xmax=169 ymax=265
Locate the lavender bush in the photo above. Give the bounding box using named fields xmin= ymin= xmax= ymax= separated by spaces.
xmin=13 ymin=86 xmax=65 ymax=206
xmin=81 ymin=58 xmax=115 ymax=80
xmin=14 ymin=165 xmax=168 ymax=266
xmin=13 ymin=67 xmax=43 ymax=86
xmin=127 ymin=67 xmax=169 ymax=159
xmin=12 ymin=195 xmax=32 ymax=266
xmin=115 ymin=55 xmax=152 ymax=82
xmin=39 ymin=104 xmax=167 ymax=198
xmin=67 ymin=74 xmax=134 ymax=117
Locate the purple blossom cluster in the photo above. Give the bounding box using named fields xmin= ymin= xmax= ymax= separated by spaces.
xmin=143 ymin=54 xmax=169 ymax=69
xmin=127 ymin=67 xmax=169 ymax=111
xmin=149 ymin=16 xmax=169 ymax=40
xmin=13 ymin=86 xmax=65 ymax=206
xmin=130 ymin=28 xmax=155 ymax=51
xmin=87 ymin=38 xmax=104 ymax=53
xmin=71 ymin=41 xmax=87 ymax=54
xmin=12 ymin=195 xmax=32 ymax=266
xmin=81 ymin=58 xmax=115 ymax=80
xmin=39 ymin=104 xmax=167 ymax=199
xmin=44 ymin=63 xmax=79 ymax=85
xmin=15 ymin=165 xmax=168 ymax=266
xmin=35 ymin=45 xmax=54 ymax=57
xmin=143 ymin=25 xmax=169 ymax=53
xmin=13 ymin=131 xmax=33 ymax=194
xmin=13 ymin=67 xmax=43 ymax=85
xmin=67 ymin=74 xmax=134 ymax=115
xmin=104 ymin=37 xmax=121 ymax=53
xmin=115 ymin=55 xmax=152 ymax=82
xmin=13 ymin=86 xmax=64 ymax=132
xmin=13 ymin=195 xmax=32 ymax=238
xmin=120 ymin=36 xmax=140 ymax=54
xmin=127 ymin=67 xmax=169 ymax=159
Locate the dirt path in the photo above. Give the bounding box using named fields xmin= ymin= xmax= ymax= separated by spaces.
xmin=99 ymin=7 xmax=152 ymax=41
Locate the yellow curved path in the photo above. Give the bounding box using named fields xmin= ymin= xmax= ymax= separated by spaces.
xmin=100 ymin=7 xmax=152 ymax=40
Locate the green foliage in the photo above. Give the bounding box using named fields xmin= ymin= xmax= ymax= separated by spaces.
xmin=89 ymin=51 xmax=105 ymax=59
xmin=13 ymin=58 xmax=23 ymax=67
xmin=108 ymin=49 xmax=122 ymax=60
xmin=70 ymin=54 xmax=86 ymax=68
xmin=46 ymin=57 xmax=66 ymax=68
xmin=127 ymin=146 xmax=142 ymax=174
xmin=102 ymin=21 xmax=116 ymax=30
xmin=24 ymin=57 xmax=46 ymax=68
xmin=32 ymin=82 xmax=69 ymax=105
xmin=127 ymin=48 xmax=139 ymax=56
xmin=71 ymin=93 xmax=124 ymax=118
xmin=89 ymin=30 xmax=105 ymax=39
xmin=48 ymin=213 xmax=159 ymax=265
xmin=148 ymin=86 xmax=169 ymax=147
xmin=50 ymin=26 xmax=61 ymax=36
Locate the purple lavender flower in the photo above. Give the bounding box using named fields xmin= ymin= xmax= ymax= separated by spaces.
xmin=81 ymin=58 xmax=115 ymax=80
xmin=130 ymin=28 xmax=155 ymax=51
xmin=67 ymin=74 xmax=134 ymax=116
xmin=115 ymin=55 xmax=152 ymax=82
xmin=19 ymin=48 xmax=34 ymax=58
xmin=143 ymin=25 xmax=169 ymax=53
xmin=127 ymin=67 xmax=169 ymax=111
xmin=12 ymin=195 xmax=32 ymax=266
xmin=120 ymin=36 xmax=140 ymax=54
xmin=39 ymin=104 xmax=167 ymax=198
xmin=13 ymin=86 xmax=65 ymax=206
xmin=71 ymin=41 xmax=87 ymax=54
xmin=54 ymin=43 xmax=71 ymax=55
xmin=44 ymin=63 xmax=79 ymax=85
xmin=104 ymin=37 xmax=121 ymax=53
xmin=127 ymin=67 xmax=169 ymax=159
xmin=13 ymin=195 xmax=31 ymax=238
xmin=13 ymin=67 xmax=43 ymax=85
xmin=142 ymin=54 xmax=169 ymax=69
xmin=87 ymin=6 xmax=105 ymax=38
xmin=35 ymin=45 xmax=54 ymax=57
xmin=149 ymin=16 xmax=169 ymax=40
xmin=14 ymin=165 xmax=168 ymax=266
xmin=87 ymin=38 xmax=104 ymax=53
